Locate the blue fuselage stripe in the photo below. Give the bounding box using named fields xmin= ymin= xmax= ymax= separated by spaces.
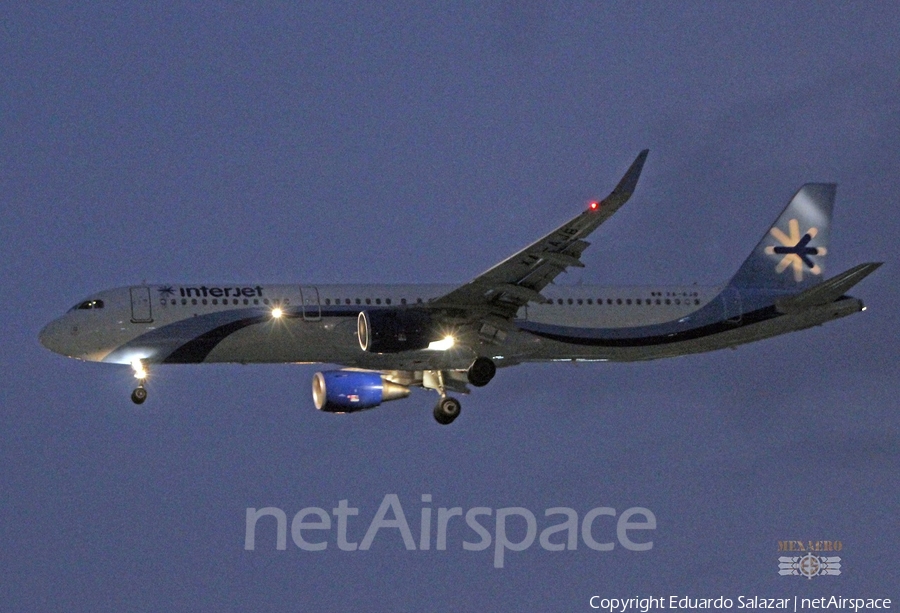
xmin=520 ymin=306 xmax=778 ymax=347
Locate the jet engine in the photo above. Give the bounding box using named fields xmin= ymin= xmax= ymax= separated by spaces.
xmin=357 ymin=310 xmax=438 ymax=353
xmin=312 ymin=370 xmax=411 ymax=412
xmin=467 ymin=356 xmax=496 ymax=387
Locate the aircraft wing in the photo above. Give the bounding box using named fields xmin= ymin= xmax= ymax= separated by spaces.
xmin=431 ymin=149 xmax=649 ymax=317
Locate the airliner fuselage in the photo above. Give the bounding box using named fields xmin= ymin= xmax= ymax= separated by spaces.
xmin=40 ymin=281 xmax=863 ymax=369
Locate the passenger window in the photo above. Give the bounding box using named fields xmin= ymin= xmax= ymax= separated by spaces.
xmin=375 ymin=298 xmax=381 ymax=305
xmin=365 ymin=298 xmax=371 ymax=305
xmin=386 ymin=299 xmax=391 ymax=305
xmin=401 ymin=298 xmax=407 ymax=305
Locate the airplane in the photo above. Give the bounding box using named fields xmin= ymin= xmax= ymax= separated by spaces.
xmin=39 ymin=150 xmax=881 ymax=424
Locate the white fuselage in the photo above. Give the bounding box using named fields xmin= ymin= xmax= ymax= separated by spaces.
xmin=39 ymin=283 xmax=861 ymax=373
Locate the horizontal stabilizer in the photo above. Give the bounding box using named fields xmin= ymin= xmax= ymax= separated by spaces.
xmin=775 ymin=262 xmax=882 ymax=313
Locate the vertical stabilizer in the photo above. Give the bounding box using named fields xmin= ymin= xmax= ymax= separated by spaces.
xmin=729 ymin=183 xmax=835 ymax=291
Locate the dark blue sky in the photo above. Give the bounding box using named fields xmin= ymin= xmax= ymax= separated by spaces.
xmin=3 ymin=4 xmax=898 ymax=610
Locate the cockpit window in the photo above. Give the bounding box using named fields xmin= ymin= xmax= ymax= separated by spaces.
xmin=71 ymin=299 xmax=104 ymax=311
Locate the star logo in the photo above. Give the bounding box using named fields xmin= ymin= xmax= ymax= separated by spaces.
xmin=157 ymin=286 xmax=176 ymax=296
xmin=764 ymin=219 xmax=827 ymax=282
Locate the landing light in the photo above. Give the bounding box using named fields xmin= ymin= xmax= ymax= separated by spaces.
xmin=271 ymin=308 xmax=283 ymax=319
xmin=427 ymin=336 xmax=455 ymax=351
xmin=131 ymin=359 xmax=147 ymax=380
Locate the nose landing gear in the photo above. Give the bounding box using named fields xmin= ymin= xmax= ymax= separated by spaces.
xmin=131 ymin=386 xmax=147 ymax=404
xmin=130 ymin=359 xmax=148 ymax=405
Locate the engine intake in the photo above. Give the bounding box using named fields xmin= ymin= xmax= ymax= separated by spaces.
xmin=358 ymin=309 xmax=438 ymax=353
xmin=312 ymin=370 xmax=410 ymax=412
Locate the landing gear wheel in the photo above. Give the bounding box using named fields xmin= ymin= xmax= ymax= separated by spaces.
xmin=131 ymin=387 xmax=147 ymax=405
xmin=467 ymin=357 xmax=496 ymax=387
xmin=433 ymin=397 xmax=461 ymax=425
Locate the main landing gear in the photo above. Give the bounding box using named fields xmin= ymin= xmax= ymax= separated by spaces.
xmin=130 ymin=359 xmax=148 ymax=405
xmin=433 ymin=396 xmax=461 ymax=425
xmin=428 ymin=358 xmax=496 ymax=425
xmin=430 ymin=369 xmax=463 ymax=425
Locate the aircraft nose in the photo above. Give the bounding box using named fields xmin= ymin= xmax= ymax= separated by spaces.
xmin=39 ymin=318 xmax=68 ymax=355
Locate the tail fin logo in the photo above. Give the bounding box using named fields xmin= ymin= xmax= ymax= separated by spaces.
xmin=764 ymin=219 xmax=827 ymax=282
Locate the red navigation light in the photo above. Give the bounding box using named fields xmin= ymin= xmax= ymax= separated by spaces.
xmin=589 ymin=201 xmax=600 ymax=211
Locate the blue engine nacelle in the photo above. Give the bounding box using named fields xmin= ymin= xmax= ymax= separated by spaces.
xmin=312 ymin=370 xmax=411 ymax=412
